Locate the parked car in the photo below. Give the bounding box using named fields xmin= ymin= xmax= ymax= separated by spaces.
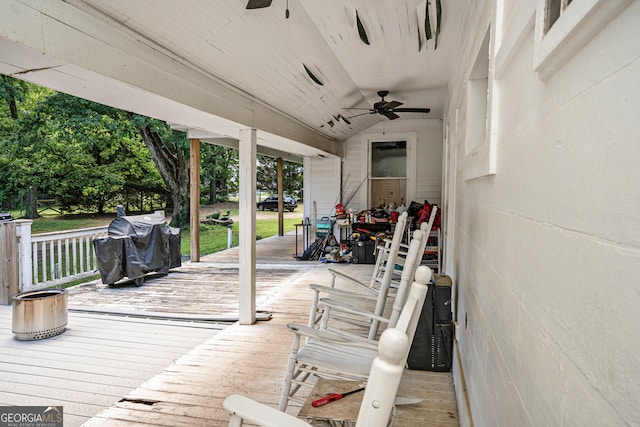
xmin=257 ymin=195 xmax=297 ymax=212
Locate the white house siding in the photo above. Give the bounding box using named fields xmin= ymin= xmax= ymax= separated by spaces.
xmin=303 ymin=156 xmax=341 ymax=221
xmin=341 ymin=118 xmax=443 ymax=212
xmin=446 ymin=1 xmax=640 ymax=427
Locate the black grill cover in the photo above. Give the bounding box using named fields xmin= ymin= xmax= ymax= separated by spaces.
xmin=93 ymin=211 xmax=180 ymax=285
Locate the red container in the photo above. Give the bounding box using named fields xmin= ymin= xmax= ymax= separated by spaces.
xmin=390 ymin=211 xmax=400 ymax=222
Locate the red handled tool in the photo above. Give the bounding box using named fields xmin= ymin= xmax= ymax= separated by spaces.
xmin=311 ymin=387 xmax=365 ymax=407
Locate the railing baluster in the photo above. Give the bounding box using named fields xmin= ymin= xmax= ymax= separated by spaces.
xmin=79 ymin=236 xmax=85 ymax=275
xmin=49 ymin=240 xmax=56 ymax=280
xmin=32 ymin=242 xmax=39 ymax=286
xmin=41 ymin=240 xmax=47 ymax=283
xmin=56 ymin=239 xmax=62 ymax=280
xmin=65 ymin=238 xmax=70 ymax=277
xmin=85 ymin=236 xmax=92 ymax=273
xmin=72 ymin=236 xmax=78 ymax=275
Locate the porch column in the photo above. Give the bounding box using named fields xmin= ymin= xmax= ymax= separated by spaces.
xmin=190 ymin=138 xmax=201 ymax=262
xmin=239 ymin=128 xmax=257 ymax=325
xmin=277 ymin=157 xmax=284 ymax=236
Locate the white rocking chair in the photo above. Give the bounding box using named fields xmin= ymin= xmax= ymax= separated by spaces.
xmin=309 ymin=207 xmax=437 ymax=341
xmin=224 ymin=268 xmax=430 ymax=427
xmin=305 ymin=212 xmax=409 ymax=333
xmin=278 ymin=263 xmax=432 ymax=411
xmin=312 ymin=228 xmax=426 ymax=345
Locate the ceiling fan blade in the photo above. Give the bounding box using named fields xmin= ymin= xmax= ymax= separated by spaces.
xmin=392 ymin=107 xmax=431 ymax=113
xmin=385 ymin=100 xmax=403 ymax=109
xmin=246 ymin=0 xmax=272 ymax=9
xmin=346 ymin=111 xmax=376 ymax=119
xmin=383 ymin=111 xmax=400 ymax=120
xmin=342 ymin=107 xmax=372 ymax=111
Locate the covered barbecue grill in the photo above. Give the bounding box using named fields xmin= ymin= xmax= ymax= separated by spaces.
xmin=93 ymin=207 xmax=181 ymax=286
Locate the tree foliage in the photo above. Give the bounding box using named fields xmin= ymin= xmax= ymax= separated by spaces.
xmin=0 ymin=76 xmax=303 ymax=227
xmin=256 ymin=154 xmax=303 ymax=197
xmin=127 ymin=114 xmax=190 ymax=227
xmin=0 ymin=77 xmax=166 ymax=216
xmin=201 ymin=144 xmax=238 ymax=203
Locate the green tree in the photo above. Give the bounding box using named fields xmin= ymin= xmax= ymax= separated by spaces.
xmin=0 ymin=77 xmax=53 ymax=216
xmin=0 ymin=78 xmax=166 ymax=216
xmin=41 ymin=94 xmax=164 ymax=213
xmin=201 ymin=144 xmax=238 ymax=203
xmin=128 ymin=115 xmax=190 ymax=227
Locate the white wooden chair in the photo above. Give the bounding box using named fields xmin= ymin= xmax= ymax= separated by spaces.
xmin=305 ymin=212 xmax=409 ymax=333
xmin=313 ymin=229 xmax=425 ymax=344
xmin=308 ymin=207 xmax=437 ymax=341
xmin=278 ymin=264 xmax=432 ymax=411
xmin=224 ymin=268 xmax=430 ymax=426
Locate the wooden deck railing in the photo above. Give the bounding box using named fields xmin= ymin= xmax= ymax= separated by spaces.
xmin=15 ymin=220 xmax=108 ymax=292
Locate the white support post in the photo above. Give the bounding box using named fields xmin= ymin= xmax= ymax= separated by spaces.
xmin=238 ymin=128 xmax=257 ymax=325
xmin=190 ymin=138 xmax=201 ymax=262
xmin=14 ymin=219 xmax=33 ymax=292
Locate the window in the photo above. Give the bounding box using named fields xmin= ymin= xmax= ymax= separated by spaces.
xmin=370 ymin=141 xmax=407 ymax=208
xmin=361 ymin=133 xmax=417 ymax=209
xmin=534 ymin=0 xmax=633 ymax=77
xmin=464 ymin=26 xmax=497 ymax=180
xmin=371 ymin=141 xmax=407 ymax=177
xmin=465 ymin=35 xmax=489 ymax=156
xmin=544 ymin=0 xmax=573 ymax=34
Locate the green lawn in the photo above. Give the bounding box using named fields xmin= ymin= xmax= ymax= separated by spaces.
xmin=180 ymin=215 xmax=300 ymax=256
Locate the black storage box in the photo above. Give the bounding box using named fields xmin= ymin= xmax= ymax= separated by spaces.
xmin=351 ymin=240 xmax=377 ymax=264
xmin=407 ymin=274 xmax=453 ymax=371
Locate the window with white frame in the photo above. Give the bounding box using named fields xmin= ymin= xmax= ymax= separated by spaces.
xmin=465 ymin=31 xmax=489 ymax=156
xmin=370 ymin=140 xmax=407 ymax=209
xmin=464 ymin=25 xmax=498 ymax=180
xmin=543 ymin=0 xmax=573 ymax=34
xmin=361 ymin=133 xmax=417 ymax=208
xmin=534 ymin=0 xmax=633 ymax=77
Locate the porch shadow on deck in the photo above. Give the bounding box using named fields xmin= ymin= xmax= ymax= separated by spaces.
xmin=1 ymin=232 xmax=458 ymax=426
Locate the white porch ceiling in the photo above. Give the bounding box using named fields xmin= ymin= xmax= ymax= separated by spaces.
xmin=0 ymin=0 xmax=463 ymax=158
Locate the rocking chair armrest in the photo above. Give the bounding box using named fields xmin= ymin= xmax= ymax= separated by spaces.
xmin=318 ymin=298 xmax=390 ymax=324
xmin=309 ymin=283 xmax=378 ymax=299
xmin=286 ymin=323 xmax=378 ymax=350
xmin=327 ymin=269 xmax=369 ymax=288
xmin=223 ymin=394 xmax=310 ymax=427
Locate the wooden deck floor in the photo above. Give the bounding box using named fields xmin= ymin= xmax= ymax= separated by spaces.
xmin=0 ymin=307 xmax=224 ymax=426
xmin=1 ymin=233 xmax=458 ymax=426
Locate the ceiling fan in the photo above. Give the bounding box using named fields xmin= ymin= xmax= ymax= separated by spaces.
xmin=346 ymin=91 xmax=431 ymax=120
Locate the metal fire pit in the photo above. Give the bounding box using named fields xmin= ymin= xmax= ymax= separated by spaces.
xmin=12 ymin=289 xmax=68 ymax=340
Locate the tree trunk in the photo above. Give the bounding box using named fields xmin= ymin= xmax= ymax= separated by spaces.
xmin=209 ymin=180 xmax=216 ymax=204
xmin=24 ymin=185 xmax=38 ymax=219
xmin=134 ymin=122 xmax=189 ymax=227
